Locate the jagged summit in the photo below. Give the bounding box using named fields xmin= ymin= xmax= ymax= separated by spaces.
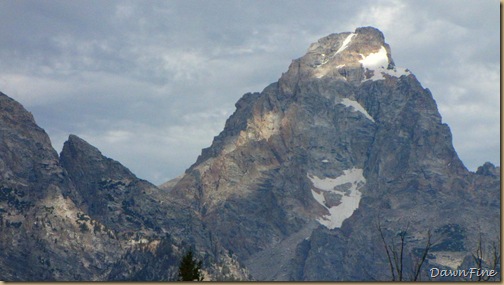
xmin=279 ymin=26 xmax=410 ymax=91
xmin=308 ymin=26 xmax=392 ymax=65
xmin=168 ymin=27 xmax=499 ymax=280
xmin=476 ymin=161 xmax=500 ymax=177
xmin=61 ymin=134 xmax=136 ymax=180
xmin=65 ymin=134 xmax=103 ymax=155
xmin=0 ymin=91 xmax=61 ymax=195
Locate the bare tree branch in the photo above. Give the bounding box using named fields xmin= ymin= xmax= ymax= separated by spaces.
xmin=377 ymin=220 xmax=433 ymax=281
xmin=413 ymin=229 xmax=432 ymax=281
xmin=472 ymin=233 xmax=501 ymax=282
xmin=378 ymin=221 xmax=396 ymax=281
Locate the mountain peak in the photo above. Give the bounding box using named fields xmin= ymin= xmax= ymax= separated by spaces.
xmin=279 ymin=26 xmax=409 ymax=92
xmin=309 ymin=26 xmax=387 ymax=57
xmin=60 ymin=134 xmax=136 ymax=182
xmin=476 ymin=162 xmax=500 ymax=177
xmin=165 ymin=27 xmax=500 ymax=281
xmin=63 ymin=134 xmax=106 ymax=162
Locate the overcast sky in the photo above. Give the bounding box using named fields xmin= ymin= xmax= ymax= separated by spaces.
xmin=0 ymin=0 xmax=499 ymax=185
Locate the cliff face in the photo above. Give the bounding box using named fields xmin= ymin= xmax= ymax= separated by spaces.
xmin=167 ymin=27 xmax=500 ymax=280
xmin=0 ymin=92 xmax=249 ymax=281
xmin=60 ymin=134 xmax=173 ymax=234
xmin=59 ymin=134 xmax=250 ymax=281
xmin=0 ymin=92 xmax=124 ymax=280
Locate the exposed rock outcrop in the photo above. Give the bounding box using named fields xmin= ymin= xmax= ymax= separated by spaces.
xmin=167 ymin=27 xmax=500 ymax=281
xmin=0 ymin=92 xmax=121 ymax=280
xmin=0 ymin=92 xmax=249 ymax=281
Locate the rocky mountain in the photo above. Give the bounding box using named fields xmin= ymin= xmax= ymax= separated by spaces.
xmin=166 ymin=26 xmax=500 ymax=281
xmin=60 ymin=134 xmax=250 ymax=281
xmin=0 ymin=26 xmax=499 ymax=281
xmin=0 ymin=92 xmax=121 ymax=280
xmin=0 ymin=92 xmax=249 ymax=281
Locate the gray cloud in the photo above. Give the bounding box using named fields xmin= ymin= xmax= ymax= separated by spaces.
xmin=0 ymin=0 xmax=499 ymax=184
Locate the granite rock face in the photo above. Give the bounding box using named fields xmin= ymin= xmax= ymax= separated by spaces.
xmin=0 ymin=92 xmax=122 ymax=280
xmin=60 ymin=134 xmax=174 ymax=234
xmin=59 ymin=134 xmax=250 ymax=281
xmin=167 ymin=27 xmax=500 ymax=281
xmin=0 ymin=92 xmax=249 ymax=281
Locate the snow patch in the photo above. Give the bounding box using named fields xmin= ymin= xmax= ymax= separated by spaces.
xmin=359 ymin=46 xmax=410 ymax=82
xmin=362 ymin=66 xmax=411 ymax=82
xmin=130 ymin=238 xmax=149 ymax=246
xmin=339 ymin=98 xmax=375 ymax=122
xmin=321 ymin=159 xmax=329 ymax=163
xmin=359 ymin=46 xmax=389 ymax=69
xmin=336 ymin=33 xmax=356 ymax=54
xmin=308 ymin=168 xmax=366 ymax=229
